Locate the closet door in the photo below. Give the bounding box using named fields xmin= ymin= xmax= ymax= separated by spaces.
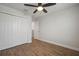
xmin=0 ymin=12 xmax=30 ymax=50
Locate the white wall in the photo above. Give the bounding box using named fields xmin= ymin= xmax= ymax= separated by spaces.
xmin=38 ymin=5 xmax=79 ymax=51
xmin=0 ymin=5 xmax=32 ymax=50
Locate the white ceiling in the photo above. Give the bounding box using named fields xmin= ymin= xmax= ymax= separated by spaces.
xmin=0 ymin=3 xmax=78 ymax=18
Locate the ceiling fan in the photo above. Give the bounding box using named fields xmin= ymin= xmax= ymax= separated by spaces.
xmin=24 ymin=3 xmax=56 ymax=13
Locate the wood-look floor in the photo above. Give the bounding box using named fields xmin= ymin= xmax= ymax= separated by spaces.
xmin=0 ymin=39 xmax=79 ymax=56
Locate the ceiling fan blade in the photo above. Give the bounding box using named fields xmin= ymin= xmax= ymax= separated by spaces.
xmin=24 ymin=4 xmax=37 ymax=7
xmin=33 ymin=9 xmax=37 ymax=13
xmin=38 ymin=3 xmax=42 ymax=6
xmin=43 ymin=9 xmax=47 ymax=13
xmin=43 ymin=3 xmax=56 ymax=7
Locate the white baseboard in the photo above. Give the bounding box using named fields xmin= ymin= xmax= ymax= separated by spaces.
xmin=34 ymin=37 xmax=39 ymax=39
xmin=0 ymin=41 xmax=32 ymax=50
xmin=37 ymin=38 xmax=79 ymax=51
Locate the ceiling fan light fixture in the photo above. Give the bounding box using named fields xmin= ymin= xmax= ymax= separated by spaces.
xmin=24 ymin=3 xmax=56 ymax=13
xmin=37 ymin=6 xmax=43 ymax=11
